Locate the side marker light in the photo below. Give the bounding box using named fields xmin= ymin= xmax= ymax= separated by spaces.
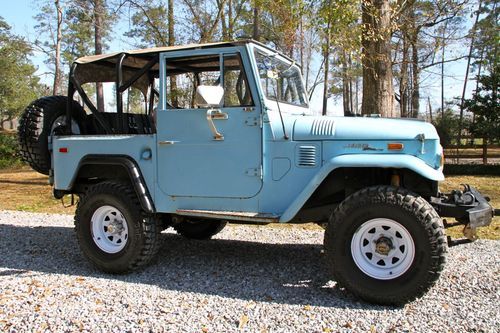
xmin=387 ymin=143 xmax=404 ymax=151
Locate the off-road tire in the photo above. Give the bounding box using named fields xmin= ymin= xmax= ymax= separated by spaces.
xmin=18 ymin=96 xmax=86 ymax=175
xmin=324 ymin=186 xmax=447 ymax=305
xmin=174 ymin=219 xmax=227 ymax=240
xmin=74 ymin=181 xmax=162 ymax=273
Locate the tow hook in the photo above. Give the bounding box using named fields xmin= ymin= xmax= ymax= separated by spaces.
xmin=444 ymin=219 xmax=478 ymax=247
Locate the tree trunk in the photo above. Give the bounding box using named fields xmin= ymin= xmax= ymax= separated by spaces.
xmin=458 ymin=0 xmax=482 ymax=150
xmin=253 ymin=1 xmax=260 ymax=41
xmin=220 ymin=0 xmax=228 ymax=39
xmin=361 ymin=0 xmax=395 ymax=117
xmin=168 ymin=0 xmax=178 ymax=106
xmin=482 ymin=140 xmax=488 ymax=165
xmin=427 ymin=96 xmax=433 ymax=122
xmin=440 ymin=22 xmax=446 ymax=117
xmin=322 ymin=21 xmax=331 ymax=116
xmin=228 ymin=0 xmax=233 ymax=39
xmin=411 ymin=36 xmax=420 ymax=118
xmin=53 ymin=0 xmax=63 ymax=96
xmin=168 ymin=0 xmax=174 ymax=45
xmin=348 ymin=53 xmax=354 ymax=114
xmin=94 ymin=0 xmax=105 ymax=112
xmin=400 ymin=33 xmax=409 ymax=117
xmin=355 ymin=76 xmax=359 ymax=114
xmin=299 ymin=17 xmax=304 ymax=71
xmin=342 ymin=52 xmax=352 ymax=116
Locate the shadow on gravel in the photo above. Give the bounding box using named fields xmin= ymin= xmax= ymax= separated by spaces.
xmin=0 ymin=224 xmax=383 ymax=310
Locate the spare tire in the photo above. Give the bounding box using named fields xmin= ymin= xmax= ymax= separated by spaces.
xmin=18 ymin=96 xmax=86 ymax=175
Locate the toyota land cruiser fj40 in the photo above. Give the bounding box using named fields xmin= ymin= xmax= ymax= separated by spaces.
xmin=18 ymin=40 xmax=498 ymax=305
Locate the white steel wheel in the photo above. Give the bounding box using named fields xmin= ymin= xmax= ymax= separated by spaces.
xmin=91 ymin=205 xmax=129 ymax=254
xmin=351 ymin=218 xmax=415 ymax=280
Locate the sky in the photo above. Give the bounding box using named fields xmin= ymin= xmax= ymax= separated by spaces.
xmin=1 ymin=1 xmax=477 ymax=117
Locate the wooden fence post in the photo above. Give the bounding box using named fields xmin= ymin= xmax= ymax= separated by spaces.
xmin=483 ymin=139 xmax=488 ymax=165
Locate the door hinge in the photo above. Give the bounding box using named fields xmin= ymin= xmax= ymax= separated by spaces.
xmin=245 ymin=166 xmax=263 ymax=179
xmin=244 ymin=116 xmax=259 ymax=127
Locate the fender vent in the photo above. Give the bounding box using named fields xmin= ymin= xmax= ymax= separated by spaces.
xmin=297 ymin=145 xmax=317 ymax=167
xmin=311 ymin=119 xmax=335 ymax=136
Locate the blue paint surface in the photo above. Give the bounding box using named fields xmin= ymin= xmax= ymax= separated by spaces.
xmin=53 ymin=41 xmax=445 ymax=222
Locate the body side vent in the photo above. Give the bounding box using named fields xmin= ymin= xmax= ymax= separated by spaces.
xmin=311 ymin=119 xmax=335 ymax=136
xmin=297 ymin=145 xmax=318 ymax=167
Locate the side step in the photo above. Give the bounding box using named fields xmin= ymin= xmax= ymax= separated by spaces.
xmin=176 ymin=209 xmax=280 ymax=223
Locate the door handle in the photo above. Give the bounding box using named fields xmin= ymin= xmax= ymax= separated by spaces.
xmin=158 ymin=140 xmax=176 ymax=145
xmin=209 ymin=111 xmax=228 ymax=120
xmin=206 ymin=109 xmax=228 ymax=141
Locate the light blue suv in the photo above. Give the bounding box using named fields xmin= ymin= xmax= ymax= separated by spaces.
xmin=18 ymin=40 xmax=496 ymax=305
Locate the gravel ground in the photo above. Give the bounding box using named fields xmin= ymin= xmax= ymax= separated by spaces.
xmin=0 ymin=210 xmax=498 ymax=333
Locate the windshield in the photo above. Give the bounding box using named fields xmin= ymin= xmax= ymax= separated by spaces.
xmin=254 ymin=50 xmax=308 ymax=107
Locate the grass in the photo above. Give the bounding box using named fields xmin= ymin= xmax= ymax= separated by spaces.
xmin=0 ymin=166 xmax=76 ymax=214
xmin=0 ymin=167 xmax=498 ymax=239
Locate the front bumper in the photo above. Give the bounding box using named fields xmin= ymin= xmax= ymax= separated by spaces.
xmin=431 ymin=185 xmax=496 ymax=227
xmin=430 ymin=185 xmax=497 ymax=245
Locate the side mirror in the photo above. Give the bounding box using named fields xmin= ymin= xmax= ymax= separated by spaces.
xmin=194 ymin=85 xmax=224 ymax=108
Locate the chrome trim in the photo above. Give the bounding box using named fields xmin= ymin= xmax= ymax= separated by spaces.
xmin=206 ymin=108 xmax=228 ymax=141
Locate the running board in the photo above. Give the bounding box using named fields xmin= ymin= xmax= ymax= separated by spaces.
xmin=175 ymin=209 xmax=280 ymax=223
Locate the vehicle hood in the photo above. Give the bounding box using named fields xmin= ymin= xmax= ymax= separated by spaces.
xmin=292 ymin=116 xmax=440 ymax=141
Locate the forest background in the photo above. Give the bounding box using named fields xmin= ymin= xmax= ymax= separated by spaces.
xmin=0 ymin=0 xmax=498 ymax=150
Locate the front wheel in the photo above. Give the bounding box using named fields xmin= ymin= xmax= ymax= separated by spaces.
xmin=75 ymin=182 xmax=161 ymax=273
xmin=324 ymin=186 xmax=447 ymax=305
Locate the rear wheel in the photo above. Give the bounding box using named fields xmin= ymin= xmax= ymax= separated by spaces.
xmin=75 ymin=182 xmax=161 ymax=273
xmin=174 ymin=219 xmax=227 ymax=240
xmin=18 ymin=96 xmax=86 ymax=175
xmin=324 ymin=186 xmax=447 ymax=305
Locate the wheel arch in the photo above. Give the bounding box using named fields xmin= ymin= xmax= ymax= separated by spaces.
xmin=63 ymin=155 xmax=155 ymax=213
xmin=281 ymin=154 xmax=443 ymax=223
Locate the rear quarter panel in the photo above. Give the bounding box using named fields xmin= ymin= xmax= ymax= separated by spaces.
xmin=52 ymin=135 xmax=157 ymax=198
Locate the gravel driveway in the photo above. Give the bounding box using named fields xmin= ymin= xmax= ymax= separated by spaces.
xmin=0 ymin=210 xmax=498 ymax=332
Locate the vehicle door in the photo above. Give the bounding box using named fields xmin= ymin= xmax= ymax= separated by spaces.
xmin=156 ymin=47 xmax=262 ymax=198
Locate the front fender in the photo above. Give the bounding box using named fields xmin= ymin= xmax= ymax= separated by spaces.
xmin=279 ymin=154 xmax=444 ymax=222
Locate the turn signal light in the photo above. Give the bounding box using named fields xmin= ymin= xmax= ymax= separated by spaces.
xmin=387 ymin=143 xmax=404 ymax=151
xmin=59 ymin=147 xmax=68 ymax=153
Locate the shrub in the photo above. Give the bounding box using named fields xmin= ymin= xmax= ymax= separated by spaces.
xmin=0 ymin=131 xmax=23 ymax=169
xmin=432 ymin=109 xmax=463 ymax=147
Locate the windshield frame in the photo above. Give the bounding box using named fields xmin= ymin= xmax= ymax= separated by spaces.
xmin=249 ymin=45 xmax=309 ymax=110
